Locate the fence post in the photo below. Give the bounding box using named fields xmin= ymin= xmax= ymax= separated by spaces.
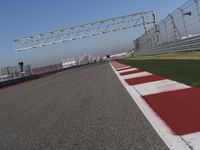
xmin=141 ymin=13 xmax=150 ymax=48
xmin=178 ymin=8 xmax=187 ymax=36
xmin=164 ymin=20 xmax=169 ymax=43
xmin=12 ymin=67 xmax=16 ymax=79
xmin=141 ymin=13 xmax=148 ymax=34
xmin=30 ymin=66 xmax=33 ymax=75
xmin=169 ymin=15 xmax=177 ymax=40
xmin=152 ymin=11 xmax=161 ymax=46
xmin=169 ymin=14 xmax=181 ymax=40
xmin=194 ymin=0 xmax=200 ymax=32
xmin=18 ymin=67 xmax=21 ymax=78
xmin=0 ymin=67 xmax=2 ymax=76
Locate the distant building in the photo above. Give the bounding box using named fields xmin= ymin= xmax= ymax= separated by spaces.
xmin=62 ymin=60 xmax=77 ymax=68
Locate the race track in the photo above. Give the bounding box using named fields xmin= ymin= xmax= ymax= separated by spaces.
xmin=0 ymin=62 xmax=168 ymax=150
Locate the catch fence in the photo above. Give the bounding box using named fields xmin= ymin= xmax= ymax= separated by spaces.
xmin=134 ymin=0 xmax=200 ymax=55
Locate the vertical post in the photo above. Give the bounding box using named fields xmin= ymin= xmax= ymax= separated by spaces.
xmin=141 ymin=13 xmax=148 ymax=34
xmin=30 ymin=65 xmax=33 ymax=75
xmin=19 ymin=62 xmax=24 ymax=77
xmin=178 ymin=8 xmax=187 ymax=36
xmin=18 ymin=67 xmax=21 ymax=78
xmin=152 ymin=11 xmax=160 ymax=45
xmin=162 ymin=20 xmax=169 ymax=43
xmin=169 ymin=14 xmax=179 ymax=40
xmin=6 ymin=67 xmax=10 ymax=80
xmin=194 ymin=0 xmax=200 ymax=32
xmin=12 ymin=67 xmax=16 ymax=79
xmin=0 ymin=66 xmax=2 ymax=81
xmin=141 ymin=13 xmax=151 ymax=48
xmin=155 ymin=24 xmax=161 ymax=45
xmin=0 ymin=66 xmax=2 ymax=76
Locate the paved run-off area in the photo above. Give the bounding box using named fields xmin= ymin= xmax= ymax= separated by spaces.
xmin=0 ymin=63 xmax=168 ymax=150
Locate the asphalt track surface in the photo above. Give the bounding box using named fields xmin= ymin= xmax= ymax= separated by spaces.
xmin=0 ymin=62 xmax=168 ymax=150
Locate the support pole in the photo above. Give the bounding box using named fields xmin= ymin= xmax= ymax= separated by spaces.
xmin=169 ymin=14 xmax=181 ymax=40
xmin=141 ymin=13 xmax=148 ymax=34
xmin=12 ymin=67 xmax=16 ymax=79
xmin=178 ymin=8 xmax=187 ymax=36
xmin=194 ymin=0 xmax=200 ymax=32
xmin=0 ymin=66 xmax=2 ymax=76
xmin=141 ymin=13 xmax=150 ymax=48
xmin=162 ymin=20 xmax=169 ymax=43
xmin=152 ymin=11 xmax=160 ymax=45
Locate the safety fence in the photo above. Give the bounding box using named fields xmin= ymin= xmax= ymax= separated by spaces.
xmin=0 ymin=55 xmax=101 ymax=82
xmin=0 ymin=65 xmax=32 ymax=82
xmin=134 ymin=0 xmax=200 ymax=55
xmin=32 ymin=64 xmax=63 ymax=75
xmin=0 ymin=63 xmax=63 ymax=82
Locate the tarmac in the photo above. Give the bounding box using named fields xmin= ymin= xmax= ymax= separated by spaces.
xmin=0 ymin=62 xmax=168 ymax=150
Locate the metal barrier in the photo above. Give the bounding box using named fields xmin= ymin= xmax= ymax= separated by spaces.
xmin=0 ymin=65 xmax=32 ymax=82
xmin=135 ymin=34 xmax=200 ymax=55
xmin=32 ymin=64 xmax=63 ymax=75
xmin=134 ymin=0 xmax=200 ymax=55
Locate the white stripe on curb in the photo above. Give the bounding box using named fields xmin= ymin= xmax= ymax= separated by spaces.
xmin=183 ymin=132 xmax=200 ymax=150
xmin=110 ymin=62 xmax=194 ymax=150
xmin=121 ymin=72 xmax=152 ymax=80
xmin=116 ymin=66 xmax=131 ymax=70
xmin=118 ymin=68 xmax=138 ymax=73
xmin=133 ymin=79 xmax=190 ymax=96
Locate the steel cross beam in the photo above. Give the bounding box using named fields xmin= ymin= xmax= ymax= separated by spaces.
xmin=14 ymin=11 xmax=155 ymax=51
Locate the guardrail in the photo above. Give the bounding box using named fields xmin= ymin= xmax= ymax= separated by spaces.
xmin=134 ymin=35 xmax=200 ymax=56
xmin=0 ymin=61 xmax=107 ymax=89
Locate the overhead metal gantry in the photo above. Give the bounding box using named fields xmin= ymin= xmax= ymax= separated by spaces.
xmin=14 ymin=11 xmax=157 ymax=51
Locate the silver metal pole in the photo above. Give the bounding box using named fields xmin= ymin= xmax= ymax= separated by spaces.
xmin=152 ymin=11 xmax=160 ymax=46
xmin=178 ymin=8 xmax=187 ymax=36
xmin=168 ymin=15 xmax=181 ymax=40
xmin=169 ymin=15 xmax=177 ymax=40
xmin=30 ymin=66 xmax=33 ymax=75
xmin=194 ymin=0 xmax=200 ymax=33
xmin=162 ymin=20 xmax=169 ymax=43
xmin=18 ymin=67 xmax=21 ymax=78
xmin=141 ymin=13 xmax=148 ymax=34
xmin=0 ymin=66 xmax=2 ymax=81
xmin=0 ymin=66 xmax=2 ymax=76
xmin=12 ymin=67 xmax=16 ymax=79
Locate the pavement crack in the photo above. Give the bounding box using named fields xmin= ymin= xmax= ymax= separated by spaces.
xmin=180 ymin=136 xmax=193 ymax=150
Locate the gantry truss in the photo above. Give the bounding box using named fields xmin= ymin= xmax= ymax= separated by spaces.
xmin=14 ymin=11 xmax=157 ymax=51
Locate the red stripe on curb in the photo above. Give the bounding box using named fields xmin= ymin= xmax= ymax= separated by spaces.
xmin=120 ymin=70 xmax=144 ymax=76
xmin=143 ymin=87 xmax=200 ymax=135
xmin=125 ymin=75 xmax=165 ymax=85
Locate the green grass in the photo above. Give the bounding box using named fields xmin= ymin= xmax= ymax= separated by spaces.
xmin=127 ymin=51 xmax=200 ymax=60
xmin=118 ymin=59 xmax=200 ymax=87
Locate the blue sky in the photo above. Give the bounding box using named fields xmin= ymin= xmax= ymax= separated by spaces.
xmin=0 ymin=0 xmax=186 ymax=67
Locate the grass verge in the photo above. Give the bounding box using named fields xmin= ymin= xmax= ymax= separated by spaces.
xmin=117 ymin=59 xmax=200 ymax=87
xmin=127 ymin=51 xmax=200 ymax=60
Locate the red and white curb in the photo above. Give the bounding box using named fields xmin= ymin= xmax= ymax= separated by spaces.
xmin=110 ymin=61 xmax=200 ymax=150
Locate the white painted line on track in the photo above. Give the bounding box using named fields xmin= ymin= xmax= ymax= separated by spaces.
xmin=110 ymin=62 xmax=193 ymax=150
xmin=133 ymin=79 xmax=191 ymax=96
